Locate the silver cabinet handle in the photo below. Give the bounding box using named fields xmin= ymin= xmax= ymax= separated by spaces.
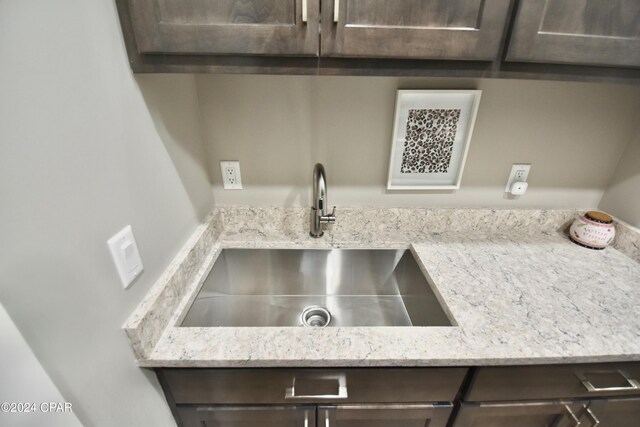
xmin=582 ymin=405 xmax=600 ymax=427
xmin=285 ymin=385 xmax=348 ymax=399
xmin=318 ymin=408 xmax=331 ymax=427
xmin=576 ymin=369 xmax=640 ymax=392
xmin=334 ymin=0 xmax=340 ymax=22
xmin=302 ymin=0 xmax=308 ymax=23
xmin=563 ymin=405 xmax=580 ymax=427
xmin=285 ymin=375 xmax=348 ymax=399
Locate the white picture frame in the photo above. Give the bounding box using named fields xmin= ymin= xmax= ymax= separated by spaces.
xmin=387 ymin=90 xmax=482 ymax=190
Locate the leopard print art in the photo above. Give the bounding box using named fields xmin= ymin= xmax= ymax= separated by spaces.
xmin=400 ymin=108 xmax=461 ymax=174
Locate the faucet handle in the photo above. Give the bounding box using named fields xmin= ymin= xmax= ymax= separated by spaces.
xmin=320 ymin=206 xmax=336 ymax=224
xmin=327 ymin=206 xmax=337 ymax=221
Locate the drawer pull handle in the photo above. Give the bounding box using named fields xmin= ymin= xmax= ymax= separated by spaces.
xmin=576 ymin=369 xmax=640 ymax=392
xmin=334 ymin=0 xmax=340 ymax=23
xmin=285 ymin=375 xmax=348 ymax=399
xmin=582 ymin=405 xmax=600 ymax=427
xmin=302 ymin=0 xmax=307 ymax=23
xmin=563 ymin=405 xmax=580 ymax=427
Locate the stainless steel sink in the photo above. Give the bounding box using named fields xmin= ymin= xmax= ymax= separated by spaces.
xmin=181 ymin=248 xmax=453 ymax=327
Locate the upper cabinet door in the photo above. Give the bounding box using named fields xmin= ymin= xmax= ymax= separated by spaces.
xmin=320 ymin=0 xmax=512 ymax=60
xmin=507 ymin=0 xmax=640 ymax=68
xmin=126 ymin=0 xmax=320 ymax=56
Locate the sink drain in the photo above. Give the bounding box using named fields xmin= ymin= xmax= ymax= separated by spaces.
xmin=301 ymin=306 xmax=331 ymax=328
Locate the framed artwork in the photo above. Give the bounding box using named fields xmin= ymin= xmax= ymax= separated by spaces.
xmin=387 ymin=90 xmax=482 ymax=190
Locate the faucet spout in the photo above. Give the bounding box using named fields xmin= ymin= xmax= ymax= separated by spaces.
xmin=312 ymin=163 xmax=327 ymax=211
xmin=310 ymin=163 xmax=336 ymax=238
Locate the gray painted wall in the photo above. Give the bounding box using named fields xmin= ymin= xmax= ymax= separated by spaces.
xmin=0 ymin=1 xmax=211 ymax=426
xmin=0 ymin=302 xmax=82 ymax=427
xmin=197 ymin=75 xmax=640 ymax=209
xmin=599 ymin=124 xmax=640 ymax=228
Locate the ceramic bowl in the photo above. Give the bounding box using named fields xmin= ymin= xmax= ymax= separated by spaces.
xmin=569 ymin=211 xmax=615 ymax=250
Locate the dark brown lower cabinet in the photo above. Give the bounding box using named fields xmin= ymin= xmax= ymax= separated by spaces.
xmin=453 ymin=401 xmax=590 ymax=427
xmin=157 ymin=368 xmax=465 ymax=427
xmin=453 ymin=397 xmax=640 ymax=427
xmin=585 ymin=397 xmax=640 ymax=426
xmin=177 ymin=406 xmax=315 ymax=427
xmin=157 ymin=364 xmax=640 ymax=427
xmin=457 ymin=363 xmax=640 ymax=427
xmin=176 ymin=404 xmax=452 ymax=427
xmin=319 ymin=404 xmax=453 ymax=427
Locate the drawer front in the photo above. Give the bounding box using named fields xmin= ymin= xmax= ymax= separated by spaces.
xmin=466 ymin=363 xmax=640 ymax=402
xmin=160 ymin=368 xmax=467 ymax=405
xmin=453 ymin=401 xmax=589 ymax=427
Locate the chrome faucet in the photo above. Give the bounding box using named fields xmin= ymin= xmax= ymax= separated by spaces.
xmin=310 ymin=163 xmax=336 ymax=238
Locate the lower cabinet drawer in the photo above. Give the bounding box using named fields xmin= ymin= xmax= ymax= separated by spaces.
xmin=452 ymin=401 xmax=590 ymax=427
xmin=466 ymin=363 xmax=640 ymax=401
xmin=160 ymin=368 xmax=468 ymax=405
xmin=453 ymin=398 xmax=640 ymax=427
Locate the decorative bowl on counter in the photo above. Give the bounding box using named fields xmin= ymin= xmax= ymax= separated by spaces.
xmin=569 ymin=211 xmax=616 ymax=250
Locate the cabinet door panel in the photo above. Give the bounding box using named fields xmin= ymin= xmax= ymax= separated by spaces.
xmin=453 ymin=401 xmax=588 ymax=427
xmin=320 ymin=0 xmax=512 ymax=60
xmin=177 ymin=405 xmax=315 ymax=427
xmin=126 ymin=0 xmax=319 ymax=56
xmin=507 ymin=0 xmax=640 ymax=67
xmin=586 ymin=397 xmax=640 ymax=427
xmin=319 ymin=404 xmax=453 ymax=427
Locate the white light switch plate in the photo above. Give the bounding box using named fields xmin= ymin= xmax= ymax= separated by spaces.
xmin=107 ymin=225 xmax=143 ymax=289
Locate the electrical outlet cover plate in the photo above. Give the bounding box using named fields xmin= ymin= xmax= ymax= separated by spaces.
xmin=511 ymin=181 xmax=529 ymax=196
xmin=220 ymin=161 xmax=243 ymax=190
xmin=107 ymin=225 xmax=143 ymax=289
xmin=505 ymin=164 xmax=531 ymax=193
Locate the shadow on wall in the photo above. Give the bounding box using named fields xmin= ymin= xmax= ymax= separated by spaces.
xmin=136 ymin=75 xmax=214 ymax=220
xmin=599 ymin=126 xmax=640 ymax=228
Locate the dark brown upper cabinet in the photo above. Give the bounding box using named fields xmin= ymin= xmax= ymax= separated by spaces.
xmin=116 ymin=0 xmax=640 ymax=82
xmin=507 ymin=0 xmax=640 ymax=68
xmin=125 ymin=0 xmax=319 ymax=56
xmin=320 ymin=0 xmax=512 ymax=60
xmin=123 ymin=0 xmax=511 ymax=60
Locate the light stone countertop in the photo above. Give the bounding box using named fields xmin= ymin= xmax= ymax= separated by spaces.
xmin=124 ymin=207 xmax=640 ymax=368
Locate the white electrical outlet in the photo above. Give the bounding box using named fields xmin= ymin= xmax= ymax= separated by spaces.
xmin=220 ymin=160 xmax=243 ymax=190
xmin=505 ymin=164 xmax=531 ymax=193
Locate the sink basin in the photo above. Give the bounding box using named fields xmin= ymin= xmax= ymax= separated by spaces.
xmin=181 ymin=248 xmax=453 ymax=327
